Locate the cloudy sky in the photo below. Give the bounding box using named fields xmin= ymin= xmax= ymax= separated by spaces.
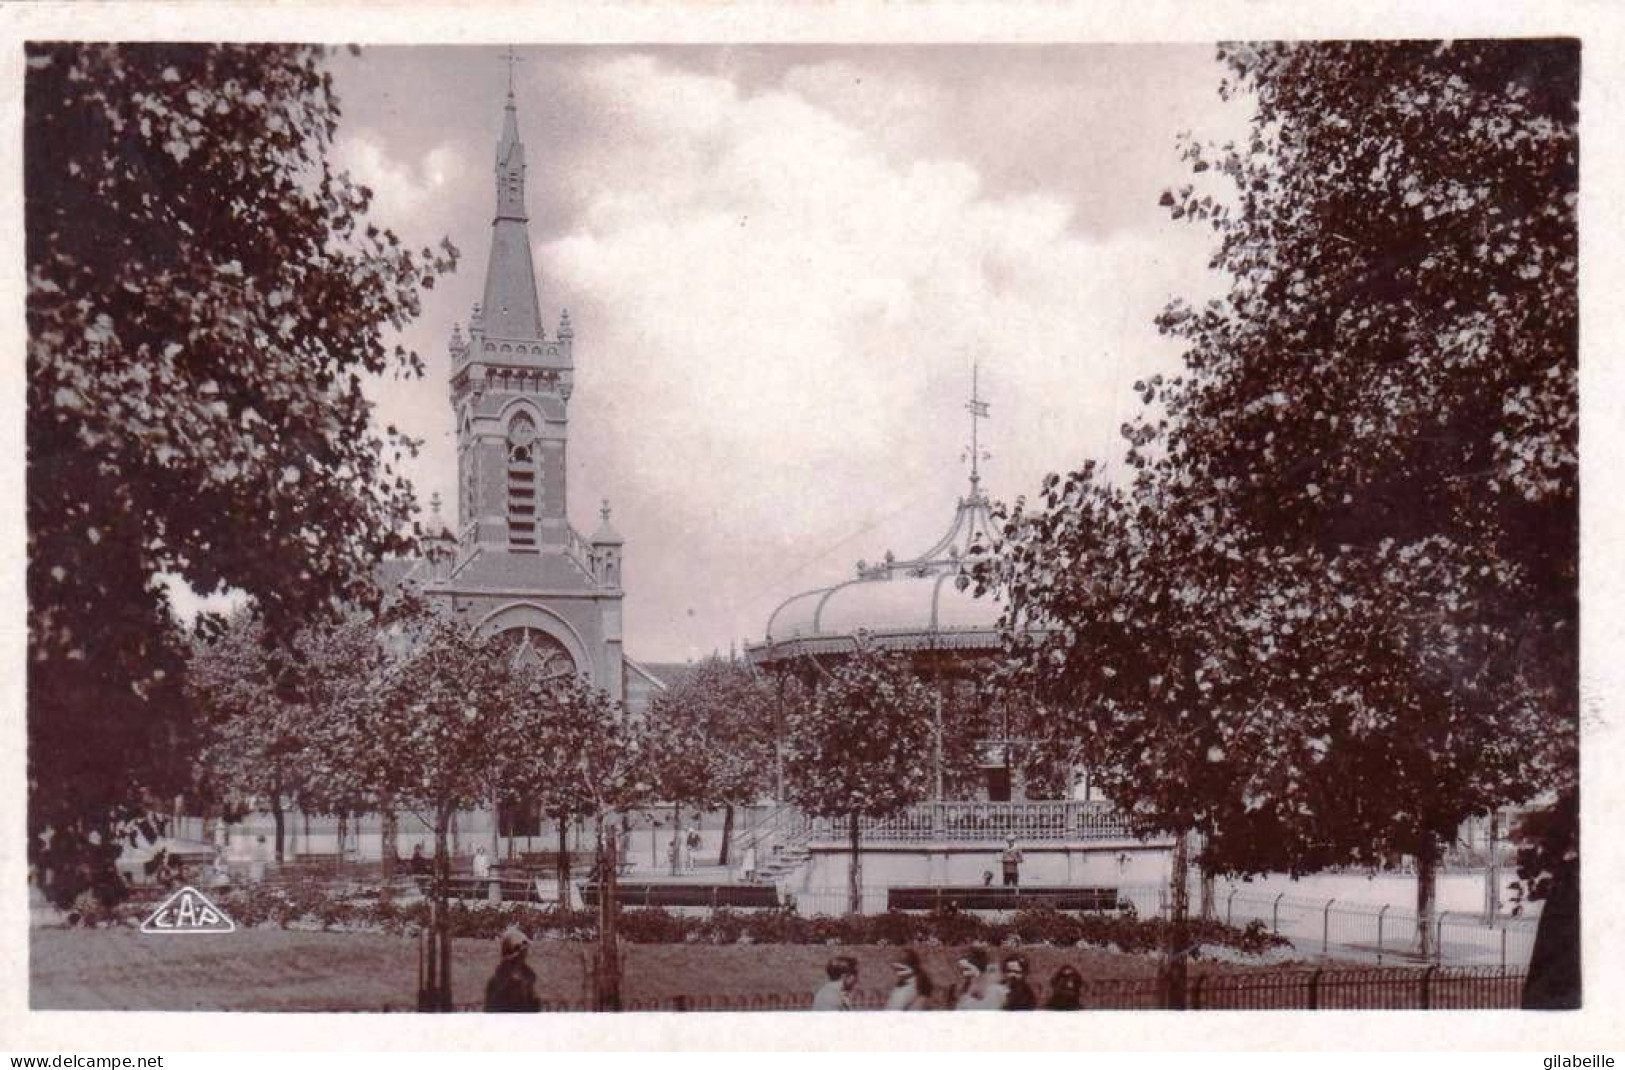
xmin=325 ymin=45 xmax=1251 ymax=663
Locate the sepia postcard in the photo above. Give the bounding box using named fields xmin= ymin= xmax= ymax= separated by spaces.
xmin=2 ymin=0 xmax=1622 ymax=1055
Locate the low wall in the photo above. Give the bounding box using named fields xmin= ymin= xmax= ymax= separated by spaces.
xmin=796 ymin=841 xmax=1173 ymax=896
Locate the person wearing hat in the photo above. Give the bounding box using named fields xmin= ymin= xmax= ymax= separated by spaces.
xmin=483 ymin=925 xmax=541 ymax=1012
xmin=1046 ymin=965 xmax=1084 ymax=1010
xmin=1001 ymin=953 xmax=1037 ymax=1010
xmin=1000 ymin=837 xmax=1025 ymax=888
xmin=954 ymin=946 xmax=1007 ymax=1010
xmin=885 ymin=948 xmax=935 ymax=1010
xmin=812 ymin=955 xmax=860 ymax=1010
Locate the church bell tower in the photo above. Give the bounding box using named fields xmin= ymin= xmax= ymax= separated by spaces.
xmin=447 ymin=73 xmax=576 ymax=554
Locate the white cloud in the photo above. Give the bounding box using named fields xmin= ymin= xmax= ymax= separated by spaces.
xmin=534 ymin=54 xmax=1225 ymax=656
xmin=336 ymin=136 xmax=468 ymax=224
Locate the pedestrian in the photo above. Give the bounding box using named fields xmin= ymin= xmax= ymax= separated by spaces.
xmin=410 ymin=843 xmax=430 ymax=877
xmin=1002 ymin=953 xmax=1037 ymax=1010
xmin=885 ymin=949 xmax=935 ymax=1010
xmin=684 ymin=825 xmax=702 ymax=871
xmin=483 ymin=925 xmax=541 ymax=1012
xmin=740 ymin=844 xmax=758 ymax=883
xmin=472 ymin=845 xmax=491 ymax=879
xmin=1000 ymin=837 xmax=1024 ymax=888
xmin=1046 ymin=965 xmax=1084 ymax=1010
xmin=813 ymin=955 xmax=860 ymax=1010
xmin=954 ymin=947 xmax=1006 ymax=1010
xmin=210 ymin=847 xmax=230 ymax=889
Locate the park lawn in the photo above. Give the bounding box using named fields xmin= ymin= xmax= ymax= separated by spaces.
xmin=31 ymin=927 xmax=1178 ymax=1012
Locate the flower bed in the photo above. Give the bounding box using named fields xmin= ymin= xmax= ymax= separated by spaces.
xmin=75 ymin=881 xmax=1291 ymax=961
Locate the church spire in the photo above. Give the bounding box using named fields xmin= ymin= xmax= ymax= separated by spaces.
xmin=480 ymin=50 xmax=545 ymax=342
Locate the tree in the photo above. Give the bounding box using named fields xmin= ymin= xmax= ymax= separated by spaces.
xmin=26 ymin=43 xmax=456 ymax=896
xmin=643 ymin=657 xmax=776 ymax=869
xmin=783 ymin=648 xmax=936 ymax=914
xmin=1153 ymin=39 xmax=1577 ymax=961
xmin=502 ymin=670 xmax=649 ymax=904
xmin=975 ymin=40 xmax=1576 ymax=984
xmin=187 ymin=612 xmax=309 ymax=863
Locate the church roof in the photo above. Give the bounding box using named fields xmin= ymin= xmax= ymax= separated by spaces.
xmin=448 ymin=545 xmax=602 ymax=592
xmin=481 ymin=89 xmax=545 ymax=341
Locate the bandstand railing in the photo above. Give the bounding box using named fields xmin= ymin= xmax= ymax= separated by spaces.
xmin=805 ymin=801 xmax=1147 ymax=843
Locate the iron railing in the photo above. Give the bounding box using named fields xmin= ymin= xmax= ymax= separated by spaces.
xmin=411 ymin=967 xmax=1526 ymax=1012
xmin=805 ymin=801 xmax=1148 ymax=843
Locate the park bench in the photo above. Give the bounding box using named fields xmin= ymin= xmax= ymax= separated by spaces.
xmin=580 ymin=882 xmax=782 ymax=910
xmin=516 ymin=850 xmax=599 ymax=873
xmin=886 ymin=885 xmax=1130 ymax=913
xmin=414 ymin=874 xmax=548 ymax=904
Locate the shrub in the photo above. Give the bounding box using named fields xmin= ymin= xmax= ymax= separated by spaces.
xmin=1009 ymin=908 xmax=1083 ymax=946
xmin=616 ymin=908 xmax=697 ymax=944
xmin=863 ymin=910 xmax=929 ymax=946
xmin=923 ymin=906 xmax=992 ymax=947
xmin=188 ymin=880 xmax=1292 ymax=959
xmin=741 ymin=907 xmax=807 ymax=945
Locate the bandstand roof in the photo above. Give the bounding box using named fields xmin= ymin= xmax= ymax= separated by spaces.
xmin=751 ymin=367 xmax=1029 ymax=664
xmin=752 ymin=484 xmax=1007 ymax=660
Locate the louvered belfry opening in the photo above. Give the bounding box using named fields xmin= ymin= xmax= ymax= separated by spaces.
xmin=506 ymin=411 xmax=539 ymax=548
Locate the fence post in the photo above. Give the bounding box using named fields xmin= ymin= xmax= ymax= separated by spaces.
xmin=1323 ymin=898 xmax=1336 ymax=955
xmin=1500 ymin=925 xmax=1507 ymax=969
xmin=1190 ymin=972 xmax=1205 ymax=1011
xmin=1308 ymin=967 xmax=1322 ymax=1011
xmin=1434 ymin=911 xmax=1449 ymax=965
xmin=1226 ymin=887 xmax=1236 ymax=927
xmin=1420 ymin=964 xmax=1437 ymax=1010
xmin=1376 ymin=905 xmax=1389 ymax=965
xmin=1272 ymin=892 xmax=1285 ymax=934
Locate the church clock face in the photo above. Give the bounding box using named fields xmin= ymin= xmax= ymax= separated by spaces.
xmin=508 ymin=419 xmax=537 ymax=448
xmin=498 ymin=626 xmax=575 ymax=681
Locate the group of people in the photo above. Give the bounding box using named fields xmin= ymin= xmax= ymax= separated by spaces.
xmin=481 ymin=918 xmax=1093 ymax=1013
xmin=814 ymin=948 xmax=1086 ymax=1011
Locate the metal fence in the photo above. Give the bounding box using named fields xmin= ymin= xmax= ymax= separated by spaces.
xmin=1208 ymin=889 xmax=1538 ymax=969
xmin=775 ymin=884 xmax=1537 ymax=969
xmin=414 ymin=967 xmax=1525 ymax=1012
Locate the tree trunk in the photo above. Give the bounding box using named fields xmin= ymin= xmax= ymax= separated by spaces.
xmin=1159 ymin=828 xmax=1191 ymax=1009
xmin=847 ymin=812 xmax=863 ymax=915
xmin=270 ymin=793 xmax=286 ymax=864
xmin=430 ymin=806 xmax=453 ymax=1011
xmin=1199 ymin=862 xmax=1216 ymax=922
xmin=594 ymin=823 xmax=622 ymax=1011
xmin=670 ymin=800 xmax=681 ymax=876
xmin=1523 ymin=857 xmax=1580 ymax=1008
xmin=556 ymin=818 xmax=572 ymax=908
xmin=1416 ymin=835 xmax=1439 ymax=961
xmin=336 ymin=811 xmax=348 ymax=876
xmin=381 ymin=794 xmax=399 ymax=885
xmin=490 ymin=787 xmax=501 ymax=862
xmin=718 ymin=803 xmax=735 ymax=867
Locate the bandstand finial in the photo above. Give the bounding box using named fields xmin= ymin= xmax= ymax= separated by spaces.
xmin=962 ymin=360 xmax=991 ymax=491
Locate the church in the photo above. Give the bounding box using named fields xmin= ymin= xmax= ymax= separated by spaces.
xmin=383 ymin=76 xmax=666 ymax=718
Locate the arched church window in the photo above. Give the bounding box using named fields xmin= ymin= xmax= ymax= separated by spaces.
xmin=496 ymin=626 xmax=575 ymax=681
xmin=506 ymin=412 xmax=540 ymax=548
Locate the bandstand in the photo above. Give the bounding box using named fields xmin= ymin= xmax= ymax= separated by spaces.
xmin=741 ymin=373 xmax=1173 ymax=905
